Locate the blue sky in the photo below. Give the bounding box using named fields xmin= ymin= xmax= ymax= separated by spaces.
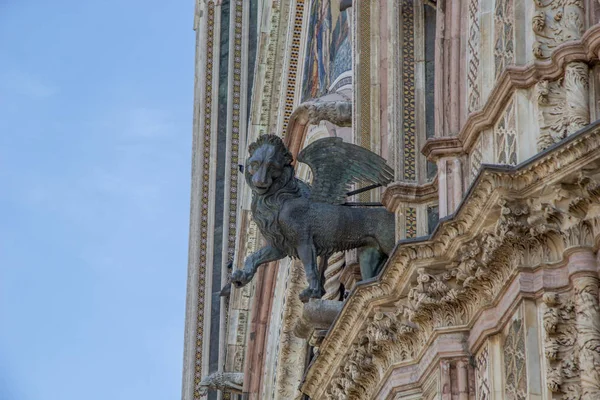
xmin=0 ymin=1 xmax=194 ymax=399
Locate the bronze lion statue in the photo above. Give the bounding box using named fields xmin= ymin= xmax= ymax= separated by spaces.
xmin=229 ymin=134 xmax=395 ymax=302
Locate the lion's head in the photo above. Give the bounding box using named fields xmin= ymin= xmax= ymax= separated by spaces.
xmin=245 ymin=134 xmax=293 ymax=195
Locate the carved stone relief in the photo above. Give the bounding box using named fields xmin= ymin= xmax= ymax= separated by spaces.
xmin=303 ymin=125 xmax=600 ymax=399
xmin=536 ymin=62 xmax=590 ymax=151
xmin=273 ymin=260 xmax=308 ymax=400
xmin=470 ymin=134 xmax=483 ymax=182
xmin=323 ymin=252 xmax=344 ymax=301
xmin=494 ymin=0 xmax=515 ymax=79
xmin=476 ymin=342 xmax=491 ymax=400
xmin=495 ymin=99 xmax=517 ymax=165
xmin=532 ymin=0 xmax=585 ymax=60
xmin=573 ymin=276 xmax=600 ymax=399
xmin=504 ymin=318 xmax=527 ymax=400
xmin=468 ymin=0 xmax=482 ymax=114
xmin=542 ymin=292 xmax=580 ymax=398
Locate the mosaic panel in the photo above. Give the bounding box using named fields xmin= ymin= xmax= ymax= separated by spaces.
xmin=467 ymin=0 xmax=481 ymax=113
xmin=282 ymin=0 xmax=305 ymax=134
xmin=495 ymin=99 xmax=517 ymax=165
xmin=357 ymin=0 xmax=371 ymax=202
xmin=504 ymin=318 xmax=527 ymax=400
xmin=227 ymin=0 xmax=243 ymax=262
xmin=194 ymin=2 xmax=216 ymax=399
xmin=406 ymin=207 xmax=417 ymax=238
xmin=402 ymin=0 xmax=416 ymax=181
xmin=494 ymin=0 xmax=515 ymax=80
xmin=301 ymin=0 xmax=351 ymax=101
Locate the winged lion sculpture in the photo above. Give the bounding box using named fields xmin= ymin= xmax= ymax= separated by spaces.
xmin=229 ymin=134 xmax=395 ymax=303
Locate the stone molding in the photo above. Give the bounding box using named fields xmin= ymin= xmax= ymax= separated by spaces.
xmin=381 ymin=178 xmax=438 ymax=211
xmin=422 ymin=23 xmax=600 ymax=160
xmin=301 ymin=119 xmax=600 ymax=399
xmin=421 ymin=137 xmax=464 ymax=162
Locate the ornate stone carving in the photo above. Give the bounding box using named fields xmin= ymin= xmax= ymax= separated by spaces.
xmin=494 ymin=0 xmax=515 ymax=79
xmin=574 ymin=276 xmax=600 ymax=399
xmin=302 ymin=100 xmax=352 ymax=127
xmin=476 ymin=343 xmax=491 ymax=400
xmin=402 ymin=0 xmax=416 ymax=181
xmin=324 ymin=309 xmax=419 ymax=400
xmin=542 ymin=292 xmax=580 ymax=397
xmin=467 ymin=0 xmax=481 ymax=113
xmin=536 ymin=62 xmax=590 ymax=151
xmin=470 ymin=135 xmax=483 ymax=182
xmin=323 ymin=252 xmax=344 ymax=301
xmin=532 ymin=0 xmax=585 ymax=60
xmin=564 ymin=62 xmax=590 ymax=135
xmin=495 ymin=99 xmax=517 ymax=165
xmin=197 ymin=372 xmax=244 ymax=395
xmin=504 ymin=318 xmax=527 ymax=400
xmin=273 ymin=260 xmax=308 ymax=400
xmin=302 ymin=124 xmax=600 ymax=398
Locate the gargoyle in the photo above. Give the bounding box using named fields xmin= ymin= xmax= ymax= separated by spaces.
xmin=228 ymin=134 xmax=395 ymax=303
xmin=197 ymin=372 xmax=243 ymax=395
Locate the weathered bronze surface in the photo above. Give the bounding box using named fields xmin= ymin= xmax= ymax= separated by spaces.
xmin=228 ymin=134 xmax=395 ymax=302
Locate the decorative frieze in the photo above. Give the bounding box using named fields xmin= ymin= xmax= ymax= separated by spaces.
xmin=281 ymin=0 xmax=305 ymax=135
xmin=402 ymin=0 xmax=416 ymax=181
xmin=194 ymin=3 xmax=216 ymax=398
xmin=532 ymin=0 xmax=585 ymax=60
xmin=405 ymin=207 xmax=417 ymax=239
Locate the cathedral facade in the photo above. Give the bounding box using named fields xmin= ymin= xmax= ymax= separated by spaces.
xmin=182 ymin=0 xmax=600 ymax=399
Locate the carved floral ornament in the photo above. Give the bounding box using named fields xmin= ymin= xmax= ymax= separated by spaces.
xmin=301 ymin=122 xmax=600 ymax=399
xmin=532 ymin=0 xmax=585 ymax=59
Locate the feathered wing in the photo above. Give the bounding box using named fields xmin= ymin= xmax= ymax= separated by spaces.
xmin=297 ymin=137 xmax=394 ymax=204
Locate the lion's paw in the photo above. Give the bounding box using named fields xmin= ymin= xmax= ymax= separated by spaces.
xmin=299 ymin=286 xmax=325 ymax=303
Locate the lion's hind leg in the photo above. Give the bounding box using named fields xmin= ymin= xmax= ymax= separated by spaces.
xmin=359 ymin=247 xmax=388 ymax=280
xmin=297 ymin=243 xmax=325 ymax=303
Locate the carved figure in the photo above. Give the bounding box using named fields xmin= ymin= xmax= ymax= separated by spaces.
xmin=229 ymin=134 xmax=395 ymax=302
xmin=197 ymin=372 xmax=243 ymax=395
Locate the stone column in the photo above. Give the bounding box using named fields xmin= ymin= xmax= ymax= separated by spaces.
xmin=323 ymin=252 xmax=344 ymax=301
xmin=457 ymin=360 xmax=469 ymax=400
xmin=437 ymin=156 xmax=464 ymax=218
xmin=441 ymin=360 xmax=452 ymax=400
xmin=569 ymin=249 xmax=600 ymax=400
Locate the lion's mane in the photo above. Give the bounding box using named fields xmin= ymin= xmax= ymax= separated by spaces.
xmin=246 ymin=135 xmax=309 ymax=258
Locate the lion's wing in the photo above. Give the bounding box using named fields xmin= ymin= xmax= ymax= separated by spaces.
xmin=297 ymin=137 xmax=394 ymax=205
